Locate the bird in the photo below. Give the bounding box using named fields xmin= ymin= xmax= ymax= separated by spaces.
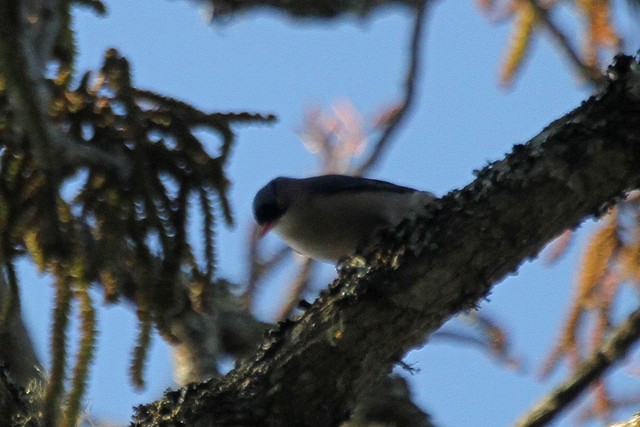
xmin=253 ymin=175 xmax=434 ymax=263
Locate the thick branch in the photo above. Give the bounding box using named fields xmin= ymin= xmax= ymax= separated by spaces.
xmin=133 ymin=56 xmax=640 ymax=427
xmin=202 ymin=0 xmax=420 ymax=20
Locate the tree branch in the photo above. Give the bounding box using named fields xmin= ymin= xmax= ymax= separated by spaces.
xmin=0 ymin=1 xmax=130 ymax=177
xmin=354 ymin=0 xmax=430 ymax=175
xmin=202 ymin=0 xmax=421 ymax=20
xmin=514 ymin=306 xmax=640 ymax=427
xmin=133 ymin=55 xmax=640 ymax=427
xmin=275 ymin=257 xmax=315 ymax=320
xmin=527 ymin=0 xmax=604 ymax=85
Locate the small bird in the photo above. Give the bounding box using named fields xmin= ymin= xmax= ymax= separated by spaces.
xmin=253 ymin=175 xmax=434 ymax=262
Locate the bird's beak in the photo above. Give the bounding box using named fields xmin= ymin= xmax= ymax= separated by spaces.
xmin=258 ymin=221 xmax=276 ymax=238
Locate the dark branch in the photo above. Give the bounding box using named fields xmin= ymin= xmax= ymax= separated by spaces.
xmin=201 ymin=0 xmax=421 ymax=20
xmin=354 ymin=0 xmax=430 ymax=175
xmin=527 ymin=0 xmax=605 ymax=86
xmin=275 ymin=258 xmax=315 ymax=321
xmin=514 ymin=306 xmax=640 ymax=427
xmin=133 ymin=56 xmax=640 ymax=427
xmin=0 ymin=1 xmax=131 ymax=176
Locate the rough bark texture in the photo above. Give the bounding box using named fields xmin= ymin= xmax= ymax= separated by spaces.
xmin=132 ymin=57 xmax=640 ymax=426
xmin=203 ymin=0 xmax=420 ymax=19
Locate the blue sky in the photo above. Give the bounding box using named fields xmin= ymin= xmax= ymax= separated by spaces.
xmin=16 ymin=1 xmax=640 ymax=425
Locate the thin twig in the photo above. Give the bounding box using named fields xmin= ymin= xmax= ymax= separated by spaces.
xmin=526 ymin=0 xmax=604 ymax=86
xmin=244 ymin=224 xmax=291 ymax=310
xmin=353 ymin=0 xmax=430 ymax=175
xmin=515 ymin=307 xmax=640 ymax=427
xmin=276 ymin=258 xmax=315 ymax=321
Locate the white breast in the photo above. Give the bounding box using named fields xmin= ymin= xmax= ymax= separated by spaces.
xmin=273 ymin=190 xmax=433 ymax=262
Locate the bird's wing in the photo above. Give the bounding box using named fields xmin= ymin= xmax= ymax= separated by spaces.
xmin=303 ymin=175 xmax=418 ymax=196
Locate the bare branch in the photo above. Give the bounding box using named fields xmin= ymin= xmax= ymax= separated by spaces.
xmin=202 ymin=0 xmax=421 ymax=20
xmin=515 ymin=306 xmax=640 ymax=427
xmin=527 ymin=0 xmax=605 ymax=86
xmin=353 ymin=0 xmax=430 ymax=175
xmin=243 ymin=225 xmax=291 ymax=310
xmin=134 ymin=56 xmax=640 ymax=427
xmin=275 ymin=258 xmax=316 ymax=321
